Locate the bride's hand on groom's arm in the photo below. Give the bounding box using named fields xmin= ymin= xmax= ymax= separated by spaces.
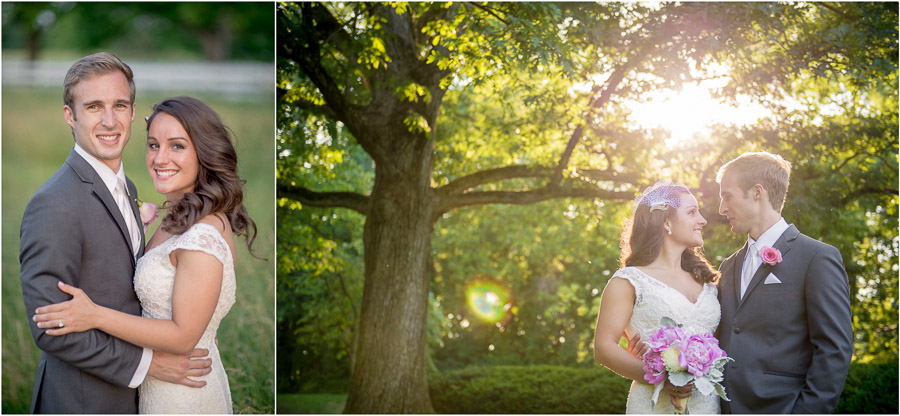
xmin=624 ymin=332 xmax=648 ymax=358
xmin=33 ymin=281 xmax=99 ymax=335
xmin=148 ymin=349 xmax=213 ymax=388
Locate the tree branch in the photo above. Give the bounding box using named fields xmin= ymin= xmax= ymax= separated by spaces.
xmin=336 ymin=271 xmax=359 ymax=324
xmin=299 ymin=213 xmax=355 ymax=244
xmin=437 ymin=165 xmax=552 ymax=194
xmin=294 ymin=97 xmax=340 ymax=120
xmin=468 ymin=2 xmax=510 ymax=25
xmin=551 ymin=61 xmax=635 ymax=184
xmin=278 ymin=182 xmax=370 ymax=215
xmin=797 ymin=149 xmax=878 ymax=182
xmin=376 ymin=4 xmax=419 ymax=67
xmin=304 ymin=2 xmax=360 ymax=64
xmin=320 ymin=274 xmax=353 ymax=355
xmin=835 ymin=150 xmax=863 ymax=172
xmin=436 ymin=184 xmax=634 ymax=216
xmin=279 ymin=3 xmax=377 ymax=155
xmin=574 ymin=168 xmax=639 ymax=184
xmin=415 ymin=3 xmax=455 ymax=33
xmin=839 ymin=186 xmax=898 ymax=205
xmin=279 ymin=85 xmax=340 ymax=119
xmin=816 ymin=2 xmax=856 ymax=21
xmin=552 ymin=124 xmax=585 ymax=185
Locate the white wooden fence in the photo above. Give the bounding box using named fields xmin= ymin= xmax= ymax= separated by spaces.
xmin=2 ymin=59 xmax=273 ymax=100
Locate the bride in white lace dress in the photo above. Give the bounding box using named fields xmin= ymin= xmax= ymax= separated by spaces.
xmin=33 ymin=97 xmax=258 ymax=414
xmin=594 ymin=182 xmax=722 ymax=414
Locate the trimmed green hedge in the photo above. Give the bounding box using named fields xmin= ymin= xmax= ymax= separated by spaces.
xmin=430 ymin=361 xmax=899 ymax=414
xmin=835 ymin=360 xmax=899 ymax=414
xmin=429 ymin=365 xmax=632 ymax=414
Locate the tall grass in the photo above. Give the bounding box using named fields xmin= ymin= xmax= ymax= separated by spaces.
xmin=1 ymin=86 xmax=275 ymax=413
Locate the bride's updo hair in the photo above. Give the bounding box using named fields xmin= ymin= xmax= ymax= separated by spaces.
xmin=146 ymin=96 xmax=257 ymax=255
xmin=619 ymin=184 xmax=718 ymax=284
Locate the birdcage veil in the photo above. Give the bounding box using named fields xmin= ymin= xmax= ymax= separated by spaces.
xmin=631 ymin=180 xmax=691 ymax=214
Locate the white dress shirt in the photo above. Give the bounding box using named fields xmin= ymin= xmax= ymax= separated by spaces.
xmin=740 ymin=217 xmax=789 ymax=299
xmin=73 ymin=144 xmax=152 ymax=388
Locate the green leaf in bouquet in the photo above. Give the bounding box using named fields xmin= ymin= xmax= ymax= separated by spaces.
xmin=694 ymin=377 xmax=715 ymax=396
xmin=715 ymin=382 xmax=730 ymax=401
xmin=669 ymin=371 xmax=693 ymax=386
xmin=660 ymin=316 xmax=682 ymax=328
xmin=651 ymin=381 xmax=665 ymax=408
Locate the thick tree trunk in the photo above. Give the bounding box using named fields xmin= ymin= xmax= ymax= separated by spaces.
xmin=344 ymin=140 xmax=436 ymax=413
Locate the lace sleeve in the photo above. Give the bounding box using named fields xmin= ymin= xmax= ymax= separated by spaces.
xmin=609 ymin=267 xmax=643 ymax=305
xmin=165 ymin=223 xmax=230 ymax=267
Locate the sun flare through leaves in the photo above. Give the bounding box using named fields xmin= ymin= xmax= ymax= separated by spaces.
xmin=465 ymin=276 xmax=512 ymax=324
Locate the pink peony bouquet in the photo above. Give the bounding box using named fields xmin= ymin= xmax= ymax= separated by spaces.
xmin=642 ymin=317 xmax=732 ymax=413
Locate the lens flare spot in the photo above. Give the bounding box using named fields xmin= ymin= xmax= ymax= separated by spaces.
xmin=465 ymin=276 xmax=512 ymax=324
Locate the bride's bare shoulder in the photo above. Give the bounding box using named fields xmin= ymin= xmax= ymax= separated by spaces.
xmin=197 ymin=213 xmax=233 ymax=236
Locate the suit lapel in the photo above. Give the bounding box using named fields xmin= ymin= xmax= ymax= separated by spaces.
xmin=737 ymin=225 xmax=799 ymax=310
xmin=731 ymin=243 xmax=749 ymax=307
xmin=66 ymin=150 xmax=137 ymax=268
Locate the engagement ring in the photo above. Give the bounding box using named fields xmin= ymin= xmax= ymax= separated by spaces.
xmin=58 ymin=319 xmax=63 ymax=328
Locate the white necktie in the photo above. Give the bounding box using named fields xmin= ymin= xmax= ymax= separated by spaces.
xmin=114 ymin=178 xmax=141 ymax=257
xmin=740 ymin=243 xmax=759 ymax=299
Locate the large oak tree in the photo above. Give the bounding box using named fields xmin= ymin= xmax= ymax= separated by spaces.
xmin=277 ymin=2 xmax=897 ymax=412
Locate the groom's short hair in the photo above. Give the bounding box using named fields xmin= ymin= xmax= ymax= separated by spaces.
xmin=717 ymin=152 xmax=792 ymax=212
xmin=63 ymin=52 xmax=135 ymax=114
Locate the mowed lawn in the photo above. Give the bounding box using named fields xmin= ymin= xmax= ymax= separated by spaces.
xmin=1 ymin=86 xmax=275 ymax=413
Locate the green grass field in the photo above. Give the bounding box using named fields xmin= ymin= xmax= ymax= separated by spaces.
xmin=1 ymin=86 xmax=275 ymax=413
xmin=277 ymin=394 xmax=348 ymax=414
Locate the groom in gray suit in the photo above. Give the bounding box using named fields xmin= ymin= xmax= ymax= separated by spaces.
xmin=20 ymin=52 xmax=212 ymax=413
xmin=715 ymin=152 xmax=853 ymax=413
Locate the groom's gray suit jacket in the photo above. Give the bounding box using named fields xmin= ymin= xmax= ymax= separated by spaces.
xmin=20 ymin=149 xmax=146 ymax=414
xmin=716 ymin=225 xmax=853 ymax=414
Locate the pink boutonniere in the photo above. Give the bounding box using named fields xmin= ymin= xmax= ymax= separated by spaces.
xmin=137 ymin=200 xmax=159 ymax=233
xmin=759 ymin=246 xmax=783 ymax=266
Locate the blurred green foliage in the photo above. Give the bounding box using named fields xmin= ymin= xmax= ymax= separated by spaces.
xmin=276 ymin=393 xmax=348 ymax=414
xmin=834 ymin=358 xmax=900 ymax=414
xmin=428 ymin=361 xmax=897 ymax=414
xmin=277 ymin=360 xmax=900 ymax=414
xmin=429 ymin=365 xmax=632 ymax=413
xmin=2 ymin=2 xmax=273 ymax=61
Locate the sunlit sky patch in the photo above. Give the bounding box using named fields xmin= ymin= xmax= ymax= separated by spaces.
xmin=627 ymin=70 xmax=771 ymax=147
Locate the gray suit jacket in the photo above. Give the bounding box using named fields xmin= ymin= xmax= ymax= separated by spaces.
xmin=717 ymin=225 xmax=853 ymax=414
xmin=20 ymin=149 xmax=147 ymax=414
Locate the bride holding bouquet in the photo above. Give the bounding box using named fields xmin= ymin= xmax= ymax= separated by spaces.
xmin=593 ymin=182 xmax=725 ymax=414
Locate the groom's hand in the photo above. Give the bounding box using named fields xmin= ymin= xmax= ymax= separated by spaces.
xmin=147 ymin=348 xmax=213 ymax=388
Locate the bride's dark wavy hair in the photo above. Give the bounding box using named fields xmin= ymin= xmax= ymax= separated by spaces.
xmin=619 ymin=187 xmax=719 ymax=284
xmin=146 ymin=96 xmax=258 ymax=256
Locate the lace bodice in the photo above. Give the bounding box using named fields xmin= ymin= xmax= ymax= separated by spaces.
xmin=134 ymin=222 xmax=235 ymax=413
xmin=612 ymin=267 xmax=720 ymax=339
xmin=134 ymin=222 xmax=235 ymax=349
xmin=610 ymin=266 xmax=722 ymax=414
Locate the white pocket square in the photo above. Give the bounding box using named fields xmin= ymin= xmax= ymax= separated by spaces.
xmin=764 ymin=273 xmax=782 ymax=284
